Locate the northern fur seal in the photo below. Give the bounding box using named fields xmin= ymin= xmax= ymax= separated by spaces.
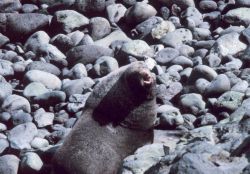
xmin=52 ymin=61 xmax=157 ymax=174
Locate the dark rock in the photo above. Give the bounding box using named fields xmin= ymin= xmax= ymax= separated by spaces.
xmin=66 ymin=45 xmax=114 ymax=66
xmin=0 ymin=13 xmax=50 ymax=41
xmin=125 ymin=2 xmax=157 ymax=25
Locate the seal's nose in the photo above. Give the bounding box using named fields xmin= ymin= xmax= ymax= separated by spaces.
xmin=141 ymin=69 xmax=153 ymax=87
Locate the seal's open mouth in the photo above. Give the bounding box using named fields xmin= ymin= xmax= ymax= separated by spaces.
xmin=141 ymin=70 xmax=153 ymax=87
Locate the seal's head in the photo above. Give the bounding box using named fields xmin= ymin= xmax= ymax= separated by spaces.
xmin=92 ymin=61 xmax=157 ymax=130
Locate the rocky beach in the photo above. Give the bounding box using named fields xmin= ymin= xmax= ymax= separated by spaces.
xmin=0 ymin=0 xmax=250 ymax=173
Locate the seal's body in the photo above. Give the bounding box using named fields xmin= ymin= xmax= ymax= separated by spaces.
xmin=52 ymin=61 xmax=157 ymax=174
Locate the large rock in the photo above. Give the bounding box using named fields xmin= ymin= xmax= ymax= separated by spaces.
xmin=0 ymin=155 xmax=19 ymax=174
xmin=24 ymin=70 xmax=62 ymax=90
xmin=0 ymin=13 xmax=50 ymax=41
xmin=26 ymin=61 xmax=61 ymax=76
xmin=7 ymin=122 xmax=37 ymax=150
xmin=224 ymin=8 xmax=250 ymax=26
xmin=211 ymin=32 xmax=247 ymax=57
xmin=0 ymin=60 xmax=14 ymax=77
xmin=0 ymin=82 xmax=12 ymax=104
xmin=23 ymin=82 xmax=49 ymax=98
xmin=34 ymin=109 xmax=54 ymax=128
xmin=2 ymin=94 xmax=31 ymax=113
xmin=89 ymin=17 xmax=111 ymax=41
xmin=125 ymin=2 xmax=157 ymax=25
xmin=160 ymin=28 xmax=193 ymax=48
xmin=24 ymin=31 xmax=50 ymax=54
xmin=120 ymin=144 xmax=167 ymax=174
xmin=51 ymin=10 xmax=89 ymax=34
xmin=62 ymin=78 xmax=95 ymax=97
xmin=0 ymin=0 xmax=22 ymax=12
xmin=74 ymin=0 xmax=106 ymax=14
xmin=20 ymin=152 xmax=43 ymax=174
xmin=94 ymin=30 xmax=131 ymax=48
xmin=66 ymin=45 xmax=114 ymax=66
xmin=179 ymin=93 xmax=206 ymax=115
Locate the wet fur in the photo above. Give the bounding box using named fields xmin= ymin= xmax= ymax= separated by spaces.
xmin=52 ymin=61 xmax=157 ymax=174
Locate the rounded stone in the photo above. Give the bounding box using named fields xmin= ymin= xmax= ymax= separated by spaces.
xmin=24 ymin=70 xmax=62 ymax=90
xmin=23 ymin=82 xmax=49 ymax=98
xmin=89 ymin=17 xmax=111 ymax=41
xmin=2 ymin=94 xmax=31 ymax=113
xmin=51 ymin=10 xmax=89 ymax=34
xmin=125 ymin=2 xmax=157 ymax=25
xmin=20 ymin=152 xmax=43 ymax=173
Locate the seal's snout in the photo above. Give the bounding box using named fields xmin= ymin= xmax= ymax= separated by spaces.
xmin=140 ymin=69 xmax=154 ymax=87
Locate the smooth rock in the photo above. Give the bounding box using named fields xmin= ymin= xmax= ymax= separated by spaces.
xmin=106 ymin=3 xmax=127 ymax=24
xmin=0 ymin=82 xmax=12 ymax=104
xmin=24 ymin=70 xmax=62 ymax=90
xmin=211 ymin=32 xmax=247 ymax=57
xmin=132 ymin=16 xmax=163 ymax=39
xmin=62 ymin=78 xmax=94 ymax=97
xmin=7 ymin=122 xmax=37 ymax=150
xmin=64 ymin=63 xmax=88 ymax=79
xmin=94 ymin=30 xmax=131 ymax=48
xmin=0 ymin=138 xmax=9 ymax=154
xmin=34 ymin=109 xmax=54 ymax=128
xmin=216 ymin=91 xmax=245 ymax=111
xmin=2 ymin=94 xmax=31 ymax=113
xmin=157 ymin=105 xmax=184 ymax=129
xmin=89 ymin=17 xmax=111 ymax=41
xmin=33 ymin=91 xmax=66 ymax=106
xmin=155 ymin=47 xmax=179 ymax=65
xmin=31 ymin=137 xmax=49 ymax=149
xmin=67 ymin=93 xmax=90 ymax=113
xmin=188 ymin=65 xmax=217 ymax=84
xmin=121 ymin=144 xmax=167 ymax=174
xmin=205 ymin=74 xmax=231 ymax=97
xmin=21 ymin=4 xmax=39 ymax=13
xmin=0 ymin=13 xmax=50 ymax=41
xmin=0 ymin=0 xmax=22 ymax=13
xmin=179 ymin=93 xmax=206 ymax=115
xmin=51 ymin=10 xmax=89 ymax=34
xmin=11 ymin=110 xmax=33 ymax=126
xmin=160 ymin=28 xmax=193 ymax=48
xmin=0 ymin=155 xmax=19 ymax=174
xmin=224 ymin=8 xmax=250 ymax=26
xmin=151 ymin=20 xmax=175 ymax=40
xmin=66 ymin=45 xmax=114 ymax=66
xmin=125 ymin=2 xmax=157 ymax=25
xmin=20 ymin=152 xmax=43 ymax=174
xmin=37 ymin=44 xmax=66 ymax=61
xmin=90 ymin=56 xmax=119 ymax=77
xmin=24 ymin=31 xmax=50 ymax=54
xmin=0 ymin=33 xmax=9 ymax=47
xmin=74 ymin=0 xmax=106 ymax=14
xmin=23 ymin=82 xmax=49 ymax=98
xmin=0 ymin=60 xmax=14 ymax=77
xmin=26 ymin=61 xmax=61 ymax=76
xmin=50 ymin=34 xmax=74 ymax=53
